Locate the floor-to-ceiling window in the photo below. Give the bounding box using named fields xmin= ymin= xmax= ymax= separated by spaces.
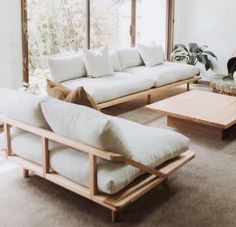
xmin=23 ymin=0 xmax=173 ymax=84
xmin=27 ymin=0 xmax=87 ymax=77
xmin=90 ymin=0 xmax=131 ymax=50
xmin=136 ymin=0 xmax=167 ymax=50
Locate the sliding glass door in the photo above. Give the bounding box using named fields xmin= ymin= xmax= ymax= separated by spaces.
xmin=136 ymin=0 xmax=167 ymax=50
xmin=90 ymin=0 xmax=131 ymax=50
xmin=27 ymin=0 xmax=87 ymax=75
xmin=23 ymin=0 xmax=174 ymax=83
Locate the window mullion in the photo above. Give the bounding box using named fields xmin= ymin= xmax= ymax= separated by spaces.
xmin=21 ymin=0 xmax=29 ymax=87
xmin=131 ymin=0 xmax=136 ymax=47
xmin=166 ymin=0 xmax=175 ymax=60
xmin=86 ymin=0 xmax=90 ymax=49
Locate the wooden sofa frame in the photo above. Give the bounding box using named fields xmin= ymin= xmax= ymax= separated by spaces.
xmin=97 ymin=76 xmax=200 ymax=109
xmin=2 ymin=115 xmax=195 ymax=222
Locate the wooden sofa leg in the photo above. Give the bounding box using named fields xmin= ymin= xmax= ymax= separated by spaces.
xmin=111 ymin=210 xmax=118 ymax=222
xmin=162 ymin=178 xmax=169 ymax=187
xmin=187 ymin=83 xmax=190 ymax=91
xmin=23 ymin=169 xmax=29 ymax=178
xmin=147 ymin=94 xmax=151 ymax=104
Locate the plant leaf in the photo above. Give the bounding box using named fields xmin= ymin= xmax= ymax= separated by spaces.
xmin=189 ymin=43 xmax=201 ymax=54
xmin=203 ymin=50 xmax=218 ymax=60
xmin=197 ymin=55 xmax=213 ymax=71
xmin=174 ymin=44 xmax=188 ymax=52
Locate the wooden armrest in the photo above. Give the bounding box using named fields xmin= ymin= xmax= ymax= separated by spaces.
xmin=124 ymin=158 xmax=167 ymax=178
xmin=124 ymin=150 xmax=195 ymax=179
xmin=2 ymin=116 xmax=123 ymax=162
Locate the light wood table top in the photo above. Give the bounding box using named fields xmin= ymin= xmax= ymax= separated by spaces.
xmin=146 ymin=90 xmax=236 ymax=129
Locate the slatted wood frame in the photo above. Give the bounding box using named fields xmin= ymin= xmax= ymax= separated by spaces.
xmin=2 ymin=115 xmax=195 ymax=222
xmin=97 ymin=76 xmax=200 ymax=110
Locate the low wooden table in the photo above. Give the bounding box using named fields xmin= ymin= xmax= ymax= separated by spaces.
xmin=146 ymin=90 xmax=236 ymax=140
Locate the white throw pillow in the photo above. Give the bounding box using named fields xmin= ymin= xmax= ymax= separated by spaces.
xmin=138 ymin=42 xmax=164 ymax=67
xmin=117 ymin=48 xmax=143 ymax=71
xmin=83 ymin=46 xmax=114 ymax=78
xmin=101 ymin=119 xmax=190 ymax=167
xmin=0 ymin=88 xmax=48 ymax=128
xmin=48 ymin=54 xmax=86 ymax=83
xmin=110 ymin=51 xmax=122 ymax=72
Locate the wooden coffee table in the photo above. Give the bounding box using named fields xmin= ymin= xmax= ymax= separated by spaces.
xmin=146 ymin=90 xmax=236 ymax=140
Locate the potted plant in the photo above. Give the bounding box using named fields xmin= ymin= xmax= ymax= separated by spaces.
xmin=171 ymin=43 xmax=217 ymax=71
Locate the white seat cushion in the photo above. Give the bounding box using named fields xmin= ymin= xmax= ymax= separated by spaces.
xmin=61 ymin=72 xmax=155 ymax=103
xmin=6 ymin=129 xmax=140 ymax=194
xmin=50 ymin=147 xmax=140 ymax=194
xmin=125 ymin=62 xmax=200 ymax=87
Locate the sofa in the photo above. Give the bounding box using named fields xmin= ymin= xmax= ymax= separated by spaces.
xmin=48 ymin=48 xmax=200 ymax=109
xmin=0 ymin=88 xmax=195 ymax=222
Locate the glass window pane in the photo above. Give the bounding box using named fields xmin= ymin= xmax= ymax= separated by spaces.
xmin=136 ymin=0 xmax=167 ymax=50
xmin=27 ymin=0 xmax=86 ymax=76
xmin=90 ymin=0 xmax=131 ymax=50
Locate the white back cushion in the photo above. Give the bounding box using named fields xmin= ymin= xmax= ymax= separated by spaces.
xmin=83 ymin=46 xmax=114 ymax=78
xmin=117 ymin=48 xmax=143 ymax=71
xmin=101 ymin=118 xmax=190 ymax=167
xmin=48 ymin=54 xmax=86 ymax=83
xmin=138 ymin=42 xmax=164 ymax=67
xmin=110 ymin=51 xmax=122 ymax=72
xmin=41 ymin=99 xmax=109 ymax=149
xmin=41 ymin=97 xmax=189 ymax=168
xmin=0 ymin=88 xmax=48 ymax=128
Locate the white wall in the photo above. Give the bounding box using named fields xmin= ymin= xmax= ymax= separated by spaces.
xmin=0 ymin=0 xmax=22 ymax=89
xmin=175 ymin=0 xmax=236 ymax=76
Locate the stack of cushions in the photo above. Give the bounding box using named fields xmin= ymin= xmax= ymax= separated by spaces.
xmin=0 ymin=89 xmax=190 ymax=194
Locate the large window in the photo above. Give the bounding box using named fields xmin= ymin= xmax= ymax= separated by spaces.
xmin=90 ymin=0 xmax=131 ymax=50
xmin=27 ymin=0 xmax=86 ymax=76
xmin=136 ymin=0 xmax=167 ymax=50
xmin=22 ymin=0 xmax=174 ymax=84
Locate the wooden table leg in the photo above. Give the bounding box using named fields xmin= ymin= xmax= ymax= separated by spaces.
xmin=167 ymin=116 xmax=224 ymax=140
xmin=23 ymin=169 xmax=29 ymax=178
xmin=147 ymin=94 xmax=151 ymax=104
xmin=187 ymin=83 xmax=190 ymax=91
xmin=111 ymin=210 xmax=118 ymax=222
